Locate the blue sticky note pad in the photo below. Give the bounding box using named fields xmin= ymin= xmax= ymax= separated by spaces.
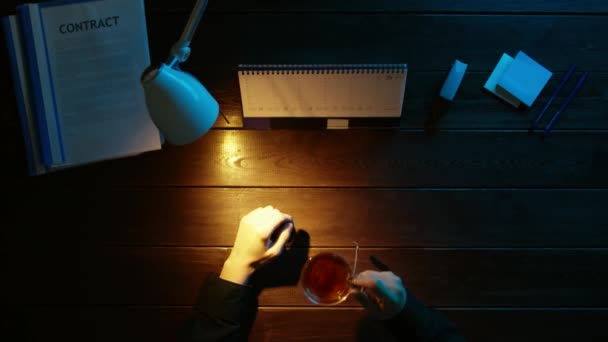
xmin=484 ymin=53 xmax=522 ymax=108
xmin=496 ymin=51 xmax=553 ymax=107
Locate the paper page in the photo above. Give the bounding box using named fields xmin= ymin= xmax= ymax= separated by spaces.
xmin=38 ymin=0 xmax=160 ymax=165
xmin=239 ymin=65 xmax=407 ymax=118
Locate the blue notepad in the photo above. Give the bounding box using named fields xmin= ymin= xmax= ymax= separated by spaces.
xmin=496 ymin=51 xmax=553 ymax=107
xmin=484 ymin=53 xmax=522 ymax=108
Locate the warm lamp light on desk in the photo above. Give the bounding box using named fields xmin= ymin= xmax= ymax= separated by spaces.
xmin=141 ymin=0 xmax=218 ymax=145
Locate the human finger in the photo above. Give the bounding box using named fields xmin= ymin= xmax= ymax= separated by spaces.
xmin=261 ymin=210 xmax=288 ymax=234
xmin=242 ymin=207 xmax=262 ymax=219
xmin=264 ymin=221 xmax=294 ymax=257
xmin=351 ymin=271 xmax=394 ymax=303
xmin=252 ymin=206 xmax=274 ymax=220
xmin=351 ymin=271 xmax=385 ymax=299
xmin=351 ymin=270 xmax=380 ymax=288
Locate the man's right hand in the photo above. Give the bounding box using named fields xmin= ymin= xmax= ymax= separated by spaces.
xmin=220 ymin=206 xmax=293 ymax=285
xmin=351 ymin=270 xmax=407 ymax=320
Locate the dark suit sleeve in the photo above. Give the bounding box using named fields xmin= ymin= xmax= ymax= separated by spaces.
xmin=182 ymin=273 xmax=257 ymax=342
xmin=387 ymin=292 xmax=466 ymax=342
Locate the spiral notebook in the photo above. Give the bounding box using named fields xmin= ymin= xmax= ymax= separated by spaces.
xmin=238 ymin=64 xmax=407 ymax=127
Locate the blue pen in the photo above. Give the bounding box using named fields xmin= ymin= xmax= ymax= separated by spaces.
xmin=543 ymin=71 xmax=589 ymax=135
xmin=530 ymin=64 xmax=577 ymax=132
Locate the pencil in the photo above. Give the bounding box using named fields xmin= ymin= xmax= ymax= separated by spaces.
xmin=543 ymin=71 xmax=589 ymax=135
xmin=529 ymin=64 xmax=577 ymax=132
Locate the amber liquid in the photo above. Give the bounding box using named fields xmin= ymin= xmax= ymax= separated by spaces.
xmin=301 ymin=253 xmax=351 ymax=304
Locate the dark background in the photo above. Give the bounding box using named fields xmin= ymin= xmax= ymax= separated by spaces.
xmin=1 ymin=0 xmax=608 ymax=341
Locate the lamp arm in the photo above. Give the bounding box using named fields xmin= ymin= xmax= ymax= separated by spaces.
xmin=167 ymin=0 xmax=209 ymax=66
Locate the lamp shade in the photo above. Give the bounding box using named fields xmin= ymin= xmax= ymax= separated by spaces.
xmin=141 ymin=63 xmax=219 ymax=145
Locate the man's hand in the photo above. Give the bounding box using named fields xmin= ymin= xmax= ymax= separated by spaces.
xmin=220 ymin=206 xmax=294 ymax=285
xmin=351 ymin=270 xmax=407 ymax=320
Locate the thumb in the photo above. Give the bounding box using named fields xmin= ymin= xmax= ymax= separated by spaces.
xmin=264 ymin=222 xmax=294 ymax=258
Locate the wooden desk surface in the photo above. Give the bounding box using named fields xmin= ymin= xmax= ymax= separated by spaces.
xmin=1 ymin=1 xmax=607 ymax=341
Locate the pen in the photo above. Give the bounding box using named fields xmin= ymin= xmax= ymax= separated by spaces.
xmin=370 ymin=255 xmax=390 ymax=271
xmin=543 ymin=71 xmax=589 ymax=135
xmin=530 ymin=64 xmax=577 ymax=132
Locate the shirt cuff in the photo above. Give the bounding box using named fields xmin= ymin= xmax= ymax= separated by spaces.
xmin=194 ymin=273 xmax=254 ymax=322
xmin=399 ymin=291 xmax=428 ymax=321
xmin=385 ymin=291 xmax=431 ymax=338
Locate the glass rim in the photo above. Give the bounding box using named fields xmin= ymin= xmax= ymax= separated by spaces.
xmin=300 ymin=252 xmax=353 ymax=305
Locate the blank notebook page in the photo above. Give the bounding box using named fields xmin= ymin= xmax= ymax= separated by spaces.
xmin=238 ymin=64 xmax=407 ymax=118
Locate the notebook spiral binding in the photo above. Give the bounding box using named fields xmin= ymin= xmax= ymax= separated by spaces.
xmin=238 ymin=64 xmax=407 ymax=75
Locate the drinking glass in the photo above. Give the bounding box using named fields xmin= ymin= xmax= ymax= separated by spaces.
xmin=300 ymin=251 xmax=356 ymax=305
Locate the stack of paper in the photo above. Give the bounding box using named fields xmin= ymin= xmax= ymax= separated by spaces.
xmin=2 ymin=0 xmax=161 ymax=175
xmin=484 ymin=51 xmax=553 ymax=108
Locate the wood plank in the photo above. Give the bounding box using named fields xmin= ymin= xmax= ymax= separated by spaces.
xmin=3 ymin=68 xmax=605 ymax=170
xmin=401 ymin=73 xmax=605 ymax=130
xmin=11 ymin=130 xmax=606 ymax=188
xmin=147 ymin=0 xmax=608 ymax=14
xmin=3 ymin=247 xmax=608 ymax=307
xmin=0 ymin=306 xmax=192 ymax=342
xmin=4 ymin=188 xmax=608 ymax=247
xmin=4 ymin=68 xmax=606 ymax=131
xmin=1 ymin=3 xmax=604 ymax=341
xmin=2 ymin=68 xmax=605 ymax=155
xmin=197 ymin=67 xmax=608 ymax=130
xmin=4 ymin=307 xmax=608 ymax=342
xmin=255 ymin=308 xmax=608 ymax=342
xmin=146 ymin=14 xmax=608 ymax=71
xmin=2 ymin=68 xmax=604 ymax=162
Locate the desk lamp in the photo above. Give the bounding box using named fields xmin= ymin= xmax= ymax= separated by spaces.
xmin=141 ymin=0 xmax=219 ymax=145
